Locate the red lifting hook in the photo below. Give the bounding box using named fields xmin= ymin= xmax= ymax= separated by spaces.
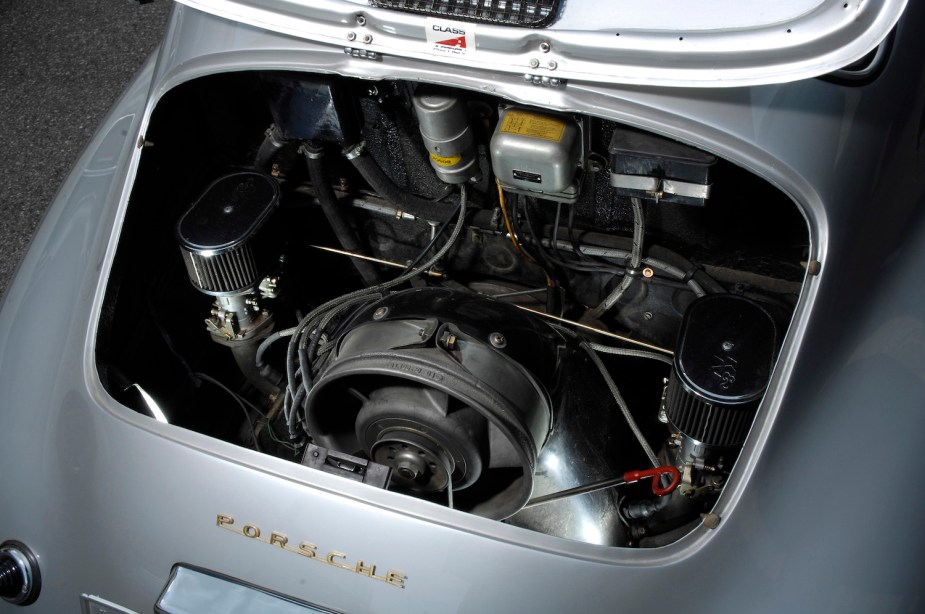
xmin=523 ymin=465 xmax=681 ymax=508
xmin=622 ymin=466 xmax=681 ymax=497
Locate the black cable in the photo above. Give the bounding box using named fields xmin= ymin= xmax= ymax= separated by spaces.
xmin=195 ymin=372 xmax=264 ymax=452
xmin=515 ymin=197 xmax=562 ymax=313
xmin=552 ymin=205 xmax=623 ymax=273
xmin=285 ymin=186 xmax=469 ymax=438
xmin=520 ymin=199 xmax=558 ymax=272
xmin=513 ymin=197 xmax=554 ymax=275
xmin=196 ymin=373 xmax=298 ymax=452
xmin=567 ymin=203 xmax=584 ymax=256
xmin=523 ymin=200 xmax=619 ymax=275
xmin=588 ymin=197 xmax=646 ymax=318
xmin=553 ymin=202 xmax=563 ymax=256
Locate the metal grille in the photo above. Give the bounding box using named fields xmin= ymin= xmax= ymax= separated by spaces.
xmin=180 ymin=245 xmax=258 ymax=296
xmin=665 ymin=371 xmax=755 ymax=447
xmin=370 ymin=0 xmax=559 ymax=27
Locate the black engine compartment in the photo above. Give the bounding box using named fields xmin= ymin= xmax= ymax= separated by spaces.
xmin=96 ymin=71 xmax=807 ymax=547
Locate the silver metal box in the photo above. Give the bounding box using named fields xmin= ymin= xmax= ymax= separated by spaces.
xmin=490 ymin=107 xmax=582 ymax=203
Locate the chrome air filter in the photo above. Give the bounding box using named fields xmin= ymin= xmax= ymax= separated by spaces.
xmin=176 ymin=171 xmax=280 ymax=296
xmin=665 ymin=295 xmax=778 ymax=447
xmin=370 ymin=0 xmax=559 ymax=27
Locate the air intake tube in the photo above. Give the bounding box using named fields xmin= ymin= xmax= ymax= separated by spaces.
xmin=176 ymin=171 xmax=282 ymax=395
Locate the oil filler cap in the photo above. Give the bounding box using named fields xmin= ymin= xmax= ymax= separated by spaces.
xmin=0 ymin=540 xmax=41 ymax=606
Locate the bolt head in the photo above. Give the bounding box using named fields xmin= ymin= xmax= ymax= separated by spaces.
xmin=722 ymin=341 xmax=735 ymax=351
xmin=529 ymin=58 xmax=540 ymax=68
xmin=539 ymin=41 xmax=551 ymax=52
xmin=489 ymin=332 xmax=507 ymax=348
xmin=346 ymin=31 xmax=356 ymax=41
xmin=362 ymin=34 xmax=373 ymax=44
xmin=440 ymin=332 xmax=457 ymax=349
xmin=547 ymin=60 xmax=558 ymax=70
xmin=356 ymin=14 xmax=367 ymax=26
xmin=702 ymin=513 xmax=721 ymax=529
xmin=372 ymin=307 xmax=389 ymax=320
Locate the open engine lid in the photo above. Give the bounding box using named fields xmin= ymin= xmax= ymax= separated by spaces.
xmin=173 ymin=0 xmax=907 ymax=87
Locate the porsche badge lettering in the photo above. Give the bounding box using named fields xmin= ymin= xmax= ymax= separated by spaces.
xmin=216 ymin=514 xmax=407 ymax=589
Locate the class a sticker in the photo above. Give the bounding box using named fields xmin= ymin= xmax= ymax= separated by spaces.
xmin=426 ymin=18 xmax=475 ymax=56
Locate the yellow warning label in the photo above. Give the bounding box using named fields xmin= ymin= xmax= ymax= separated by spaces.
xmin=499 ymin=110 xmax=565 ymax=142
xmin=430 ymin=152 xmax=462 ymax=167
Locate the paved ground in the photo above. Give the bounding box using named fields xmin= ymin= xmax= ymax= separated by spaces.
xmin=0 ymin=0 xmax=172 ymax=296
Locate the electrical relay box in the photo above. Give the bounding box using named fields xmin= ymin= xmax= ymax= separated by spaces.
xmin=608 ymin=127 xmax=717 ymax=206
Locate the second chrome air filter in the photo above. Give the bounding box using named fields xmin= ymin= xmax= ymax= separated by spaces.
xmin=665 ymin=294 xmax=778 ymax=448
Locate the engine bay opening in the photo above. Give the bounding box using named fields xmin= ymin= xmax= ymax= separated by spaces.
xmin=96 ymin=71 xmax=808 ymax=548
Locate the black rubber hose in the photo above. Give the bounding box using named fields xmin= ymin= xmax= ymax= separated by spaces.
xmin=304 ymin=147 xmax=381 ymax=287
xmin=345 ymin=143 xmax=448 ymax=220
xmin=254 ymin=124 xmax=289 ymax=173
